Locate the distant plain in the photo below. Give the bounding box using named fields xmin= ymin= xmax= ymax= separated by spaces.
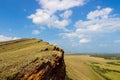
xmin=65 ymin=54 xmax=120 ymax=80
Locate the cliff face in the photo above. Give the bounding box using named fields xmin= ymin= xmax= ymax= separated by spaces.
xmin=16 ymin=49 xmax=66 ymax=80
xmin=0 ymin=39 xmax=66 ymax=80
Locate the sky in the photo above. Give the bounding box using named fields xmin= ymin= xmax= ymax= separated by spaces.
xmin=0 ymin=0 xmax=120 ymax=53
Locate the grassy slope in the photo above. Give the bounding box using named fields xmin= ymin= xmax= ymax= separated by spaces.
xmin=65 ymin=55 xmax=120 ymax=80
xmin=0 ymin=38 xmax=62 ymax=79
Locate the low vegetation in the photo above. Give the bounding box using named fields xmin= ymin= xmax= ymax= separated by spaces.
xmin=65 ymin=54 xmax=120 ymax=80
xmin=90 ymin=54 xmax=120 ymax=60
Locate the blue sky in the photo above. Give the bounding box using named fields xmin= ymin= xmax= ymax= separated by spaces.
xmin=0 ymin=0 xmax=120 ymax=53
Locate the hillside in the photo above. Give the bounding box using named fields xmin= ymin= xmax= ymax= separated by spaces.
xmin=0 ymin=38 xmax=65 ymax=80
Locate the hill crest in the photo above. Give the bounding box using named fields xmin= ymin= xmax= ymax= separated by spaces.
xmin=0 ymin=38 xmax=66 ymax=80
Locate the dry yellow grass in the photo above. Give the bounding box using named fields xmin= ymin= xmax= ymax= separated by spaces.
xmin=65 ymin=55 xmax=120 ymax=80
xmin=0 ymin=38 xmax=62 ymax=80
xmin=65 ymin=55 xmax=105 ymax=80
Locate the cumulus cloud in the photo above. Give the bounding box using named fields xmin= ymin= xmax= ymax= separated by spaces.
xmin=28 ymin=0 xmax=87 ymax=29
xmin=0 ymin=35 xmax=19 ymax=42
xmin=28 ymin=9 xmax=70 ymax=30
xmin=28 ymin=10 xmax=69 ymax=29
xmin=28 ymin=9 xmax=50 ymax=25
xmin=32 ymin=30 xmax=40 ymax=35
xmin=61 ymin=7 xmax=120 ymax=43
xmin=38 ymin=0 xmax=86 ymax=14
xmin=54 ymin=20 xmax=69 ymax=29
xmin=75 ymin=18 xmax=120 ymax=33
xmin=75 ymin=7 xmax=120 ymax=33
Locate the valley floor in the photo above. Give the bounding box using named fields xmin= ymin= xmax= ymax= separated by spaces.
xmin=65 ymin=55 xmax=120 ymax=80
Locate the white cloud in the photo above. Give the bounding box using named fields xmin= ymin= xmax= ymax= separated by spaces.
xmin=28 ymin=9 xmax=50 ymax=25
xmin=61 ymin=7 xmax=120 ymax=44
xmin=53 ymin=20 xmax=69 ymax=29
xmin=38 ymin=0 xmax=86 ymax=14
xmin=75 ymin=18 xmax=120 ymax=33
xmin=28 ymin=9 xmax=70 ymax=29
xmin=60 ymin=10 xmax=72 ymax=19
xmin=0 ymin=35 xmax=19 ymax=42
xmin=80 ymin=38 xmax=90 ymax=43
xmin=87 ymin=8 xmax=112 ymax=20
xmin=32 ymin=30 xmax=40 ymax=35
xmin=28 ymin=0 xmax=87 ymax=29
xmin=60 ymin=32 xmax=77 ymax=39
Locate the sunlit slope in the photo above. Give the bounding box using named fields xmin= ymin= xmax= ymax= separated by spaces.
xmin=65 ymin=55 xmax=120 ymax=80
xmin=0 ymin=38 xmax=62 ymax=79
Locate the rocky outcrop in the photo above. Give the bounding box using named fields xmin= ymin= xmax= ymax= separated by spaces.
xmin=18 ymin=53 xmax=65 ymax=80
xmin=0 ymin=39 xmax=66 ymax=80
xmin=13 ymin=45 xmax=66 ymax=80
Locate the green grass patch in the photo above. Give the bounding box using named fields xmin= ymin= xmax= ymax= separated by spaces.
xmin=92 ymin=65 xmax=111 ymax=80
xmin=106 ymin=62 xmax=120 ymax=66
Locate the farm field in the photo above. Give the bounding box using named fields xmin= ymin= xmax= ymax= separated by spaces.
xmin=65 ymin=54 xmax=120 ymax=80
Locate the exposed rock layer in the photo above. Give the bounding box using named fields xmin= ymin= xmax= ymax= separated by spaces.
xmin=11 ymin=39 xmax=66 ymax=80
xmin=18 ymin=53 xmax=65 ymax=80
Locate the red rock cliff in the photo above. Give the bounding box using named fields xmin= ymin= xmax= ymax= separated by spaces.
xmin=13 ymin=46 xmax=66 ymax=80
